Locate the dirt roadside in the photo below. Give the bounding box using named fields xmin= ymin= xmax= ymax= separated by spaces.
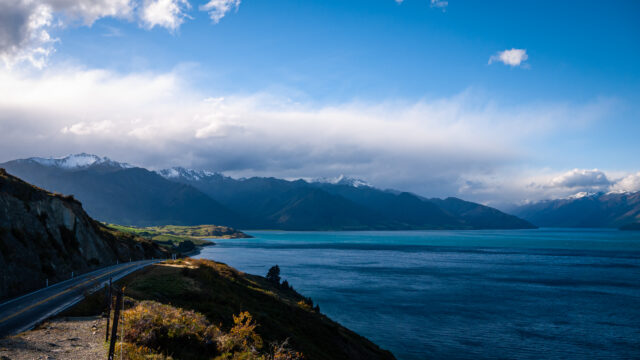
xmin=0 ymin=316 xmax=106 ymax=360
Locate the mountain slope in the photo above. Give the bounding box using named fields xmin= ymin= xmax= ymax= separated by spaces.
xmin=512 ymin=192 xmax=640 ymax=228
xmin=314 ymin=183 xmax=465 ymax=229
xmin=266 ymin=187 xmax=390 ymax=230
xmin=161 ymin=166 xmax=535 ymax=230
xmin=0 ymin=169 xmax=166 ymax=300
xmin=429 ymin=197 xmax=536 ymax=229
xmin=1 ymin=157 xmax=242 ymax=227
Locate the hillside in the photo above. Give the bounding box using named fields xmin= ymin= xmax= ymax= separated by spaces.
xmin=68 ymin=258 xmax=396 ymax=360
xmin=429 ymin=197 xmax=536 ymax=229
xmin=512 ymin=192 xmax=640 ymax=228
xmin=0 ymin=169 xmax=167 ymax=300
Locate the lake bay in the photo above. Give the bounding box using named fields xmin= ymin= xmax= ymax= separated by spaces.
xmin=196 ymin=229 xmax=640 ymax=359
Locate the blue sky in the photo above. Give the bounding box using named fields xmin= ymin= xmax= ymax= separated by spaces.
xmin=56 ymin=0 xmax=640 ymax=103
xmin=0 ymin=0 xmax=639 ymax=206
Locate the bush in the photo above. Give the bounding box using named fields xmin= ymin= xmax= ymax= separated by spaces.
xmin=122 ymin=301 xmax=220 ymax=359
xmin=215 ymin=312 xmax=263 ymax=360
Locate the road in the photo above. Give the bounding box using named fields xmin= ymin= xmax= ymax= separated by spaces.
xmin=0 ymin=260 xmax=159 ymax=338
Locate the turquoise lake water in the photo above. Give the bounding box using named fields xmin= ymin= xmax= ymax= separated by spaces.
xmin=196 ymin=229 xmax=640 ymax=359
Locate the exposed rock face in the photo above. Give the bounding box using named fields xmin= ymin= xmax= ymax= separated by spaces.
xmin=0 ymin=169 xmax=166 ymax=300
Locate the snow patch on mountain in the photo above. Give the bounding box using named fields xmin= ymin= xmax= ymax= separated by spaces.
xmin=157 ymin=167 xmax=220 ymax=181
xmin=311 ymin=175 xmax=371 ymax=188
xmin=566 ymin=191 xmax=596 ymax=200
xmin=24 ymin=153 xmax=132 ymax=169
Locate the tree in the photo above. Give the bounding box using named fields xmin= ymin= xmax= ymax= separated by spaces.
xmin=266 ymin=265 xmax=281 ymax=285
xmin=281 ymin=280 xmax=293 ymax=291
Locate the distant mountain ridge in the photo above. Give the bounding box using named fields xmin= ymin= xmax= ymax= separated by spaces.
xmin=512 ymin=191 xmax=640 ymax=228
xmin=1 ymin=154 xmax=535 ymax=230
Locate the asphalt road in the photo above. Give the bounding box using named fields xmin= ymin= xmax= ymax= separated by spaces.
xmin=0 ymin=260 xmax=159 ymax=338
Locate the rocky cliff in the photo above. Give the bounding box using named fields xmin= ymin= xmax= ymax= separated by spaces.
xmin=0 ymin=169 xmax=167 ymax=300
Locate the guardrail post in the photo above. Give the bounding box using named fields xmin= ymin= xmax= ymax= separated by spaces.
xmin=107 ymin=287 xmax=123 ymax=360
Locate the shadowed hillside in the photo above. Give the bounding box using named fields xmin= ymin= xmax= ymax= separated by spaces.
xmin=0 ymin=169 xmax=167 ymax=300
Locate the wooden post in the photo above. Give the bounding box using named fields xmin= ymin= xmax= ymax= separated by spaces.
xmin=107 ymin=287 xmax=122 ymax=360
xmin=104 ymin=283 xmax=110 ymax=342
xmin=105 ymin=278 xmax=113 ymax=342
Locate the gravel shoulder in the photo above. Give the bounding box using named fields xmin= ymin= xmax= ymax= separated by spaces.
xmin=0 ymin=316 xmax=106 ymax=360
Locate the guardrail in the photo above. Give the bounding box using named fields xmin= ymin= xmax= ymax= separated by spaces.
xmin=0 ymin=257 xmax=165 ymax=308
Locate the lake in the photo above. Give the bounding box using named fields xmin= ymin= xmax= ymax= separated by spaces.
xmin=195 ymin=229 xmax=640 ymax=359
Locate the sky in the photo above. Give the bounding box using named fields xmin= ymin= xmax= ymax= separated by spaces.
xmin=0 ymin=0 xmax=639 ymax=208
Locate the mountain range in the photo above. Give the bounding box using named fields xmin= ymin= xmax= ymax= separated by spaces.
xmin=1 ymin=154 xmax=535 ymax=230
xmin=511 ymin=191 xmax=640 ymax=228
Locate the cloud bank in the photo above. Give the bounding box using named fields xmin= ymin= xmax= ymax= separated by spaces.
xmin=0 ymin=0 xmax=239 ymax=68
xmin=0 ymin=65 xmax=622 ymax=205
xmin=549 ymin=169 xmax=610 ymax=189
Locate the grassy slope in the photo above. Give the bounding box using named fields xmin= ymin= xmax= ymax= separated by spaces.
xmin=69 ymin=259 xmax=395 ymax=360
xmin=106 ymin=224 xmax=251 ymax=249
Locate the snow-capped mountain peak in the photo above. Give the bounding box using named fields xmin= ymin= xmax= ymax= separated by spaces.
xmin=156 ymin=167 xmax=220 ymax=181
xmin=566 ymin=191 xmax=593 ymax=200
xmin=311 ymin=174 xmax=371 ymax=188
xmin=24 ymin=153 xmax=132 ymax=169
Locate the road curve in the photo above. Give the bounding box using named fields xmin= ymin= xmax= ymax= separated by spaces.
xmin=0 ymin=260 xmax=159 ymax=338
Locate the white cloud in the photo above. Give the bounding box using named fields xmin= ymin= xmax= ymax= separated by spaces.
xmin=140 ymin=0 xmax=191 ymax=31
xmin=610 ymin=172 xmax=640 ymax=193
xmin=47 ymin=0 xmax=134 ymax=25
xmin=489 ymin=48 xmax=528 ymax=67
xmin=200 ymin=0 xmax=240 ymax=24
xmin=61 ymin=120 xmax=114 ymax=135
xmin=0 ymin=0 xmax=134 ymax=68
xmin=0 ymin=0 xmax=56 ymax=68
xmin=430 ymin=0 xmax=448 ymax=10
xmin=549 ymin=169 xmax=610 ymax=189
xmin=0 ymin=0 xmax=241 ymax=68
